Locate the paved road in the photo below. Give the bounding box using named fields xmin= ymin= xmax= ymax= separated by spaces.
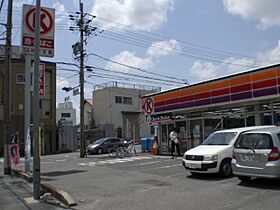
xmin=37 ymin=152 xmax=280 ymax=210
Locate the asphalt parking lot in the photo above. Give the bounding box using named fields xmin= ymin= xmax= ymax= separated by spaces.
xmin=30 ymin=152 xmax=280 ymax=210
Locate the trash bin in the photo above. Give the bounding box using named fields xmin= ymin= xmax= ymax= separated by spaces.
xmin=141 ymin=138 xmax=148 ymax=152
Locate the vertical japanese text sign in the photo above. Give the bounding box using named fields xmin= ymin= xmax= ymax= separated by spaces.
xmin=39 ymin=63 xmax=45 ymax=96
xmin=21 ymin=4 xmax=55 ymax=57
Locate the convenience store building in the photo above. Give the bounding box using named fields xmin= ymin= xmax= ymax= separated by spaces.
xmin=142 ymin=64 xmax=280 ymax=154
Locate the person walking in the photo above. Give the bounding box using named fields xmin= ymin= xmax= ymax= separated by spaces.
xmin=170 ymin=128 xmax=180 ymax=159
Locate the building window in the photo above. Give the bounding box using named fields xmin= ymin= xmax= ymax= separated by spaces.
xmin=16 ymin=74 xmax=25 ymax=84
xmin=115 ymin=96 xmax=122 ymax=104
xmin=61 ymin=113 xmax=71 ymax=118
xmin=123 ymin=97 xmax=132 ymax=105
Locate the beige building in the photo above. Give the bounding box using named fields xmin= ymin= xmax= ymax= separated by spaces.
xmin=0 ymin=57 xmax=57 ymax=156
xmin=84 ymin=99 xmax=93 ymax=130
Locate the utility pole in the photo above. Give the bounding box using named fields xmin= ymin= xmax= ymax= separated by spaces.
xmin=33 ymin=0 xmax=41 ymax=199
xmin=68 ymin=1 xmax=98 ymax=157
xmin=79 ymin=0 xmax=85 ymax=158
xmin=3 ymin=0 xmax=13 ymax=175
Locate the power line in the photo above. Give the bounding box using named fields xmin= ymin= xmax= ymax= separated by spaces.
xmin=93 ymin=20 xmax=258 ymax=61
xmin=86 ymin=64 xmax=186 ymax=85
xmin=93 ymin=15 xmax=258 ymax=60
xmin=98 ymin=33 xmax=259 ymax=68
xmin=87 ymin=53 xmax=187 ymax=83
xmin=57 ymin=66 xmax=180 ymax=86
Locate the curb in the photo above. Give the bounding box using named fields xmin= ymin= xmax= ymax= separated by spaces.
xmin=11 ymin=169 xmax=77 ymax=208
xmin=41 ymin=182 xmax=77 ymax=207
xmin=11 ymin=168 xmax=33 ymax=183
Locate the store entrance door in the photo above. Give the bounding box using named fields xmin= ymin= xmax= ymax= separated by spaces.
xmin=160 ymin=123 xmax=174 ymax=154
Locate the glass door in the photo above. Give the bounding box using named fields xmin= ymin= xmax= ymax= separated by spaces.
xmin=160 ymin=123 xmax=174 ymax=154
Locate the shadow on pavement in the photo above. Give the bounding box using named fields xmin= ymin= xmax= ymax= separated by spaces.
xmin=186 ymin=172 xmax=235 ymax=181
xmin=42 ymin=170 xmax=87 ymax=177
xmin=237 ymin=178 xmax=280 ymax=190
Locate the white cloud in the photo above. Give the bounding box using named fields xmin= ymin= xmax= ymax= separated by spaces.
xmin=223 ymin=0 xmax=280 ymax=29
xmin=189 ymin=39 xmax=280 ymax=82
xmin=14 ymin=0 xmax=33 ymax=8
xmin=223 ymin=57 xmax=255 ymax=73
xmin=190 ymin=57 xmax=256 ymax=82
xmin=106 ymin=51 xmax=153 ymax=73
xmin=57 ymin=76 xmax=70 ymax=89
xmin=52 ymin=2 xmax=69 ymax=24
xmin=258 ymin=40 xmax=280 ymax=64
xmin=147 ymin=39 xmax=182 ymax=57
xmin=190 ymin=61 xmax=219 ymax=81
xmin=92 ymin=0 xmax=174 ymax=31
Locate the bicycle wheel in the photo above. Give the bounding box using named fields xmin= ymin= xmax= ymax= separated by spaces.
xmin=108 ymin=148 xmax=117 ymax=158
xmin=116 ymin=147 xmax=125 ymax=158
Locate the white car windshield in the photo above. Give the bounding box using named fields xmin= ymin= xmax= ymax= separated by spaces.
xmin=202 ymin=132 xmax=237 ymax=145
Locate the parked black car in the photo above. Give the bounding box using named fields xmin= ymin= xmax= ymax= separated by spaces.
xmin=86 ymin=137 xmax=124 ymax=155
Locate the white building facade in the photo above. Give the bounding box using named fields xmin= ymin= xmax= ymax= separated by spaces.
xmin=56 ymin=98 xmax=76 ymax=126
xmin=93 ymin=82 xmax=160 ymax=140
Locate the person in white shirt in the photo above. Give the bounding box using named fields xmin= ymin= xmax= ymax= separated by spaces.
xmin=169 ymin=128 xmax=181 ymax=159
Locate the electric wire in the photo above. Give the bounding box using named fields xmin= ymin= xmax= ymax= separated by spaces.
xmin=93 ymin=15 xmax=259 ymax=60
xmin=87 ymin=53 xmax=186 ymax=83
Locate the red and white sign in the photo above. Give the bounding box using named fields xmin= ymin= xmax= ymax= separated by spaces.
xmin=21 ymin=4 xmax=55 ymax=57
xmin=143 ymin=98 xmax=154 ymax=115
xmin=39 ymin=63 xmax=45 ymax=96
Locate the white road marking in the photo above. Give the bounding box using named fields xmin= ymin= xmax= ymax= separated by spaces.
xmin=138 ymin=161 xmax=161 ymax=166
xmin=137 ymin=164 xmax=182 ymax=172
xmin=78 ymin=156 xmax=153 ymax=167
xmin=41 ymin=159 xmax=66 ymax=164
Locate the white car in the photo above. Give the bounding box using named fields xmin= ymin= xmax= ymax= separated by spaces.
xmin=182 ymin=126 xmax=275 ymax=176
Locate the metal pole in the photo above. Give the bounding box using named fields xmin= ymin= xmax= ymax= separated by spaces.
xmin=79 ymin=0 xmax=85 ymax=158
xmin=3 ymin=0 xmax=13 ymax=175
xmin=33 ymin=0 xmax=41 ymax=199
xmin=24 ymin=55 xmax=31 ymax=173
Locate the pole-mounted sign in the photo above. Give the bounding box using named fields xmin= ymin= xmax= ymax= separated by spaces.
xmin=143 ymin=97 xmax=154 ymax=115
xmin=21 ymin=4 xmax=55 ymax=57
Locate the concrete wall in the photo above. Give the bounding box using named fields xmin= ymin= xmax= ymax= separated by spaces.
xmin=93 ymin=88 xmax=111 ymax=126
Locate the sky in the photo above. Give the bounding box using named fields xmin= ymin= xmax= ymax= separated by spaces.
xmin=0 ymin=0 xmax=280 ymax=124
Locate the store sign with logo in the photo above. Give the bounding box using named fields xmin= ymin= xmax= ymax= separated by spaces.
xmin=21 ymin=4 xmax=55 ymax=57
xmin=146 ymin=113 xmax=172 ymax=124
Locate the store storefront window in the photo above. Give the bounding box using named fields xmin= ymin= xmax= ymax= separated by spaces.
xmin=223 ymin=115 xmax=245 ymax=128
xmin=260 ymin=112 xmax=273 ymax=125
xmin=245 ymin=113 xmax=255 ymax=126
xmin=188 ymin=119 xmax=203 ymax=148
xmin=204 ymin=118 xmax=222 ymax=138
xmin=273 ymin=101 xmax=280 ymax=126
xmin=175 ymin=121 xmax=187 ymax=152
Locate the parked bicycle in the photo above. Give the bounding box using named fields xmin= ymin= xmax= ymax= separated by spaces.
xmin=116 ymin=140 xmax=137 ymax=158
xmin=108 ymin=145 xmax=123 ymax=158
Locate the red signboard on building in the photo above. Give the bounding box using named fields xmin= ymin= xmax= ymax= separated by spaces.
xmin=39 ymin=63 xmax=45 ymax=96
